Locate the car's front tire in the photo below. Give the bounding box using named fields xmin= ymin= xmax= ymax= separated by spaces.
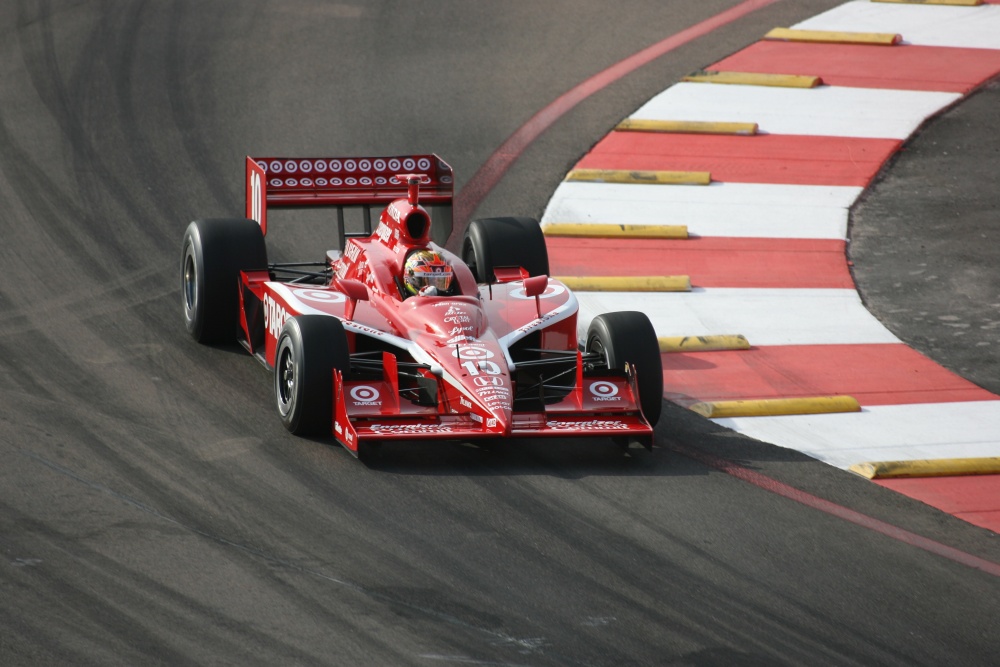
xmin=462 ymin=216 xmax=549 ymax=283
xmin=586 ymin=312 xmax=663 ymax=426
xmin=181 ymin=218 xmax=267 ymax=343
xmin=274 ymin=315 xmax=350 ymax=436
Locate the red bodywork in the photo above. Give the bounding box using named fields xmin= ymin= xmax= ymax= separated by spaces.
xmin=238 ymin=155 xmax=653 ymax=454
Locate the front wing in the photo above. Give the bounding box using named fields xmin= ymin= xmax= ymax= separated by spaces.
xmin=331 ymin=360 xmax=655 ymax=455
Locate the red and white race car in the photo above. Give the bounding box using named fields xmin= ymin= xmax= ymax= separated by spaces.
xmin=181 ymin=155 xmax=662 ymax=458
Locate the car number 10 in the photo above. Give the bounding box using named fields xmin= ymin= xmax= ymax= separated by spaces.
xmin=462 ymin=360 xmax=502 ymax=376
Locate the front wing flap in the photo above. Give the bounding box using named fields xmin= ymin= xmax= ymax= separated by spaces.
xmin=330 ymin=356 xmax=654 ymax=452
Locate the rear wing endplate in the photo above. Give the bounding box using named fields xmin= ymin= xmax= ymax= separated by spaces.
xmin=245 ymin=155 xmax=453 ymax=245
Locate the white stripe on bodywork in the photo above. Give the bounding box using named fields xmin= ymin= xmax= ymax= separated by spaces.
xmin=270 ymin=282 xmax=513 ymax=413
xmin=269 ymin=282 xmax=443 ymax=374
xmin=497 ymin=288 xmax=580 ymax=368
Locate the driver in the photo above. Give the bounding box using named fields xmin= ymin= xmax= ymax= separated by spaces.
xmin=403 ymin=249 xmax=454 ymax=297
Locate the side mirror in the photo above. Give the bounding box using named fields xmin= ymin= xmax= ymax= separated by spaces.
xmin=522 ymin=274 xmax=549 ymax=318
xmin=337 ymin=279 xmax=369 ymax=302
xmin=523 ymin=274 xmax=548 ymax=298
xmin=336 ymin=278 xmax=369 ymax=321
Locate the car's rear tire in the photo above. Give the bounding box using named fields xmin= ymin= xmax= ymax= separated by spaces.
xmin=274 ymin=315 xmax=350 ymax=436
xmin=181 ymin=218 xmax=267 ymax=343
xmin=462 ymin=216 xmax=549 ymax=283
xmin=586 ymin=312 xmax=663 ymax=426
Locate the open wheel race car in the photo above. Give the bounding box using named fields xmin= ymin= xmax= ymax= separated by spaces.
xmin=181 ymin=155 xmax=663 ymax=459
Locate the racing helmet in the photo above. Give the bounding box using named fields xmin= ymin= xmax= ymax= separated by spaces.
xmin=403 ymin=249 xmax=454 ymax=295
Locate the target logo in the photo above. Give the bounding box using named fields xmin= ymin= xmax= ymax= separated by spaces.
xmin=510 ymin=284 xmax=566 ymax=300
xmin=295 ymin=289 xmax=347 ymax=305
xmin=589 ymin=381 xmax=622 ymax=402
xmin=350 ymin=386 xmax=381 ymax=405
xmin=451 ymin=347 xmax=494 ymax=360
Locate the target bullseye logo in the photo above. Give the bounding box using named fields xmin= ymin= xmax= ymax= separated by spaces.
xmin=295 ymin=289 xmax=347 ymax=304
xmin=350 ymin=386 xmax=381 ymax=404
xmin=510 ymin=284 xmax=566 ymax=300
xmin=451 ymin=347 xmax=494 ymax=359
xmin=589 ymin=381 xmax=621 ymax=401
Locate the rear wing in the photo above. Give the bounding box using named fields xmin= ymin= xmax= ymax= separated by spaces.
xmin=245 ymin=155 xmax=454 ymax=246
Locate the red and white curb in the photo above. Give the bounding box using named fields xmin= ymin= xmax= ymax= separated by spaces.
xmin=541 ymin=0 xmax=1000 ymax=531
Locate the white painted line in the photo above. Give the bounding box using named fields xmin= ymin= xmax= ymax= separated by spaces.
xmin=629 ymin=82 xmax=961 ymax=139
xmin=542 ymin=181 xmax=862 ymax=239
xmin=575 ymin=288 xmax=901 ymax=346
xmin=793 ymin=0 xmax=1000 ymax=50
xmin=714 ymin=400 xmax=1000 ymax=470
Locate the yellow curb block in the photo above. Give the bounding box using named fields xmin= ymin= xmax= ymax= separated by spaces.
xmin=543 ymin=223 xmax=689 ymax=239
xmin=556 ymin=276 xmax=691 ymax=292
xmin=659 ymin=335 xmax=751 ymax=353
xmin=873 ymin=0 xmax=980 ymax=6
xmin=683 ymin=70 xmax=822 ymax=89
xmin=615 ymin=119 xmax=759 ymax=135
xmin=765 ymin=28 xmax=902 ymax=46
xmin=850 ymin=457 xmax=1000 ymax=480
xmin=567 ymin=169 xmax=712 ymax=186
xmin=689 ymin=395 xmax=861 ymax=418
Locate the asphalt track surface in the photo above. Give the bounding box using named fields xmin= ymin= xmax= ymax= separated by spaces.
xmin=1 ymin=2 xmax=998 ymax=665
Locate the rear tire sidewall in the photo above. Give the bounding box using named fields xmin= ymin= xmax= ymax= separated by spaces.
xmin=274 ymin=315 xmax=350 ymax=436
xmin=181 ymin=218 xmax=266 ymax=344
xmin=587 ymin=312 xmax=663 ymax=426
xmin=462 ymin=216 xmax=549 ymax=283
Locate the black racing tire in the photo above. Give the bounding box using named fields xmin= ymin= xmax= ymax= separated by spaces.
xmin=274 ymin=315 xmax=350 ymax=436
xmin=461 ymin=216 xmax=549 ymax=283
xmin=181 ymin=218 xmax=267 ymax=343
xmin=586 ymin=312 xmax=663 ymax=426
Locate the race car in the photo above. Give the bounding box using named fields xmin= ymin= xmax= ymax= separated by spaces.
xmin=181 ymin=155 xmax=663 ymax=459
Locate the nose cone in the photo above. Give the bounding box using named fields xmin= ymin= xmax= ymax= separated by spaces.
xmin=482 ymin=404 xmax=513 ymax=435
xmin=464 ymin=370 xmax=513 ymax=435
xmin=430 ymin=300 xmax=486 ymax=339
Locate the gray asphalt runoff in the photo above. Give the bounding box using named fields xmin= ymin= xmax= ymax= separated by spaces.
xmin=1 ymin=2 xmax=997 ymax=666
xmin=851 ymin=79 xmax=1000 ymax=395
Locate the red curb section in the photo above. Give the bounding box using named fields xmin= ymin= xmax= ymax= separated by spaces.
xmin=578 ymin=133 xmax=901 ymax=187
xmin=876 ymin=476 xmax=1000 ymax=534
xmin=662 ymin=345 xmax=999 ymax=408
xmin=547 ymin=237 xmax=853 ymax=288
xmin=710 ymin=41 xmax=1000 ymax=94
